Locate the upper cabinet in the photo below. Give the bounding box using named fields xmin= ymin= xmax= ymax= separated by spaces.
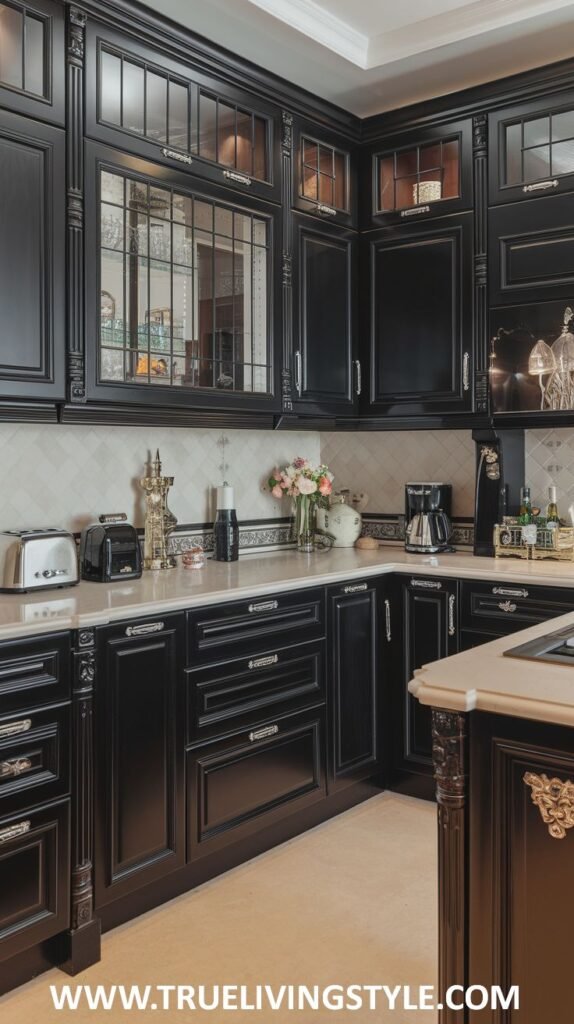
xmin=489 ymin=91 xmax=574 ymax=205
xmin=0 ymin=0 xmax=64 ymax=123
xmin=363 ymin=118 xmax=473 ymax=228
xmin=84 ymin=22 xmax=282 ymax=203
xmin=292 ymin=117 xmax=357 ymax=227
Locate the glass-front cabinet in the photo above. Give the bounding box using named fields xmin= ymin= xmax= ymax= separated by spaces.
xmin=86 ymin=144 xmax=280 ymax=412
xmin=489 ymin=91 xmax=574 ymax=204
xmin=364 ymin=118 xmax=472 ymax=227
xmin=85 ymin=23 xmax=281 ymax=202
xmin=0 ymin=0 xmax=64 ymax=122
xmin=292 ymin=117 xmax=356 ymax=227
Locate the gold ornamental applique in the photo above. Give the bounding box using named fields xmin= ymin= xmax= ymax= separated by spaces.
xmin=523 ymin=771 xmax=574 ymax=839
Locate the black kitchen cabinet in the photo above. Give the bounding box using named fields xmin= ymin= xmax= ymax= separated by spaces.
xmin=489 ymin=193 xmax=574 ymax=306
xmin=0 ymin=0 xmax=65 ymax=124
xmin=292 ymin=116 xmax=356 ymax=227
xmin=364 ymin=212 xmax=474 ymax=418
xmin=0 ymin=109 xmax=65 ymax=405
xmin=94 ymin=615 xmax=185 ymax=908
xmin=84 ymin=142 xmax=282 ymax=415
xmin=291 ymin=213 xmax=358 ymax=416
xmin=326 ymin=579 xmax=385 ymax=792
xmin=85 ymin=20 xmax=282 ymax=204
xmin=392 ymin=575 xmax=458 ymax=799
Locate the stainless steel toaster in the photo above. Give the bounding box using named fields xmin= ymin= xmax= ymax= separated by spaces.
xmin=0 ymin=529 xmax=79 ymax=592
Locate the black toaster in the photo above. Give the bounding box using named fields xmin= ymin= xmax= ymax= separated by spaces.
xmin=80 ymin=515 xmax=142 ymax=582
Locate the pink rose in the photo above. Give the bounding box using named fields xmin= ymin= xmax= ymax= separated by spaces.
xmin=298 ymin=477 xmax=317 ymax=495
xmin=293 ymin=457 xmax=307 ymax=470
xmin=271 ymin=484 xmax=283 ymax=499
xmin=318 ymin=476 xmax=332 ymax=496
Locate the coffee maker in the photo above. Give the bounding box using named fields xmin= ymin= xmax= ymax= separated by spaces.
xmin=405 ymin=482 xmax=453 ymax=554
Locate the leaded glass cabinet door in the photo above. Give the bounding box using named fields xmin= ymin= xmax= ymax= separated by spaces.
xmin=0 ymin=0 xmax=64 ymax=122
xmin=292 ymin=116 xmax=357 ymax=228
xmin=85 ymin=144 xmax=280 ymax=412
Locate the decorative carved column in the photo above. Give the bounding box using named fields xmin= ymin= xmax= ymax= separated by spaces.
xmin=61 ymin=628 xmax=101 ymax=973
xmin=472 ymin=114 xmax=489 ymax=415
xmin=281 ymin=111 xmax=294 ymax=413
xmin=67 ymin=7 xmax=87 ymax=404
xmin=432 ymin=709 xmax=468 ymax=1024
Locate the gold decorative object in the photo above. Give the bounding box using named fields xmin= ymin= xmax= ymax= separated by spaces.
xmin=140 ymin=450 xmax=177 ymax=570
xmin=412 ymin=180 xmax=441 ymax=204
xmin=494 ymin=520 xmax=574 ymax=561
xmin=523 ymin=771 xmax=574 ymax=839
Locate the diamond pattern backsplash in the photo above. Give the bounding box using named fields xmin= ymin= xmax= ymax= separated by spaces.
xmin=321 ymin=430 xmax=476 ymax=517
xmin=526 ymin=428 xmax=574 ymax=514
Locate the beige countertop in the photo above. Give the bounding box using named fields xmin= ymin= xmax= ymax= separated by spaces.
xmin=2 ymin=542 xmax=574 ymax=642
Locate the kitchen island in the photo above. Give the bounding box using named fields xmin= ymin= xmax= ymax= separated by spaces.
xmin=411 ymin=613 xmax=574 ymax=1024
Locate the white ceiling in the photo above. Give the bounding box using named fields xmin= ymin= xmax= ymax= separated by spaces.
xmin=145 ymin=0 xmax=574 ymax=116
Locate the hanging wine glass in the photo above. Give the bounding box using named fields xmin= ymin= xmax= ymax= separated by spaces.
xmin=550 ymin=308 xmax=574 ymax=409
xmin=528 ymin=339 xmax=556 ymax=409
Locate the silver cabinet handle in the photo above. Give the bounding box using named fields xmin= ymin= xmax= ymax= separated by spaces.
xmin=248 ymin=654 xmax=279 ymax=670
xmin=125 ymin=622 xmax=164 ymax=637
xmin=294 ymin=350 xmax=302 ymax=395
xmin=354 ymin=359 xmax=362 ymax=396
xmin=0 ymin=820 xmax=31 ymax=844
xmin=161 ymin=147 xmax=193 ymax=165
xmin=249 ymin=724 xmax=279 ymax=743
xmin=522 ymin=179 xmax=558 ymax=193
xmin=223 ymin=169 xmax=252 ymax=186
xmin=0 ymin=757 xmax=32 ymax=778
xmin=401 ymin=205 xmax=430 ymax=217
xmin=317 ymin=203 xmax=337 ymax=216
xmin=492 ymin=587 xmax=528 ymax=598
xmin=410 ymin=578 xmax=442 ymax=590
xmin=248 ymin=600 xmax=278 ymax=614
xmin=448 ymin=594 xmax=456 ymax=636
xmin=0 ymin=719 xmax=31 ymax=739
xmin=384 ymin=599 xmax=392 ymax=642
xmin=463 ymin=352 xmax=470 ymax=391
xmin=343 ymin=583 xmax=368 ymax=593
xmin=498 ymin=601 xmax=517 ymax=613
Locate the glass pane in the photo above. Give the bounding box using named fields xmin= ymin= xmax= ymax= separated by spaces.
xmin=552 ymin=139 xmax=574 ymax=176
xmin=552 ymin=110 xmax=574 ymax=142
xmin=172 ymin=264 xmax=193 ymax=355
xmin=333 ymin=151 xmax=347 ymax=211
xmin=214 ymin=205 xmax=233 ymax=237
xmin=395 ymin=174 xmax=419 ymax=210
xmin=101 ymin=348 xmax=125 ymax=381
xmin=100 ymin=251 xmax=124 ymax=344
xmin=172 ymin=193 xmax=192 ymax=225
xmin=101 ymin=171 xmax=124 ymax=206
xmin=149 ymin=261 xmax=171 ymax=351
xmin=318 ymin=145 xmax=333 ymax=175
xmin=442 ymin=139 xmax=459 ymax=199
xmin=523 ymin=116 xmax=550 ymax=149
xmin=168 ymin=80 xmax=189 ymax=150
xmin=417 ymin=170 xmax=443 ymax=204
xmin=253 ymin=116 xmax=267 ymax=181
xmin=253 ymin=219 xmax=267 ymax=247
xmin=146 ymin=71 xmax=167 ymax=143
xmin=24 ymin=15 xmax=44 ymax=96
xmin=252 ymin=245 xmax=268 ymax=392
xmin=234 ymin=211 xmax=251 ymax=244
xmin=395 ymin=147 xmax=418 ymax=178
xmin=236 ymin=109 xmax=252 ymax=174
xmin=100 ymin=203 xmax=124 ymax=251
xmin=420 ymin=142 xmax=442 ymax=171
xmin=302 ymin=165 xmax=318 ymax=201
xmin=149 ymin=219 xmax=171 ymax=261
xmin=127 ymin=213 xmax=147 ymax=256
xmin=199 ymin=94 xmax=217 ymax=162
xmin=194 ymin=200 xmax=213 ymax=233
xmin=505 ymin=122 xmax=522 ymax=185
xmin=127 ymin=179 xmax=148 ymax=212
xmin=172 ymin=222 xmax=192 ymax=266
xmin=100 ymin=51 xmax=122 ymax=124
xmin=123 ymin=60 xmax=144 ymax=134
xmin=218 ymin=101 xmax=236 ymax=168
xmin=523 ymin=145 xmax=550 ymax=181
xmin=302 ymin=139 xmax=318 ymax=170
xmin=197 ymin=238 xmax=215 ymax=388
xmin=378 ymin=156 xmax=395 ymax=211
xmin=318 ymin=173 xmax=334 ymax=206
xmin=0 ymin=3 xmax=23 ymax=89
xmin=149 ymin=185 xmax=170 ymax=218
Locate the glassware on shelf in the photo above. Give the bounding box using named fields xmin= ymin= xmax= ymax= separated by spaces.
xmin=528 ymin=339 xmax=556 ymax=409
xmin=527 ymin=307 xmax=574 ymax=410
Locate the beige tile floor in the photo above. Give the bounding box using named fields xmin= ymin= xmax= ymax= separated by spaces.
xmin=1 ymin=792 xmax=437 ymax=1023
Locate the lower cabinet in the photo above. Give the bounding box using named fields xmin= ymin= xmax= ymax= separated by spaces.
xmin=392 ymin=575 xmax=458 ymax=799
xmin=0 ymin=799 xmax=70 ymax=961
xmin=94 ymin=615 xmax=185 ymax=908
xmin=187 ymin=706 xmax=326 ymax=861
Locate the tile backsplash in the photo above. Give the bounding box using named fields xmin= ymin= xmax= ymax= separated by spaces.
xmin=526 ymin=428 xmax=574 ymax=513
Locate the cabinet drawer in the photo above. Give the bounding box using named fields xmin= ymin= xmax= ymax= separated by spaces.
xmin=0 ymin=633 xmax=70 ymax=715
xmin=186 ymin=588 xmax=325 ymax=663
xmin=0 ymin=799 xmax=69 ymax=961
xmin=460 ymin=580 xmax=574 ymax=634
xmin=0 ymin=705 xmax=70 ymax=815
xmin=187 ymin=707 xmax=326 ymax=860
xmin=489 ymin=194 xmax=574 ymax=305
xmin=186 ymin=640 xmax=324 ymax=743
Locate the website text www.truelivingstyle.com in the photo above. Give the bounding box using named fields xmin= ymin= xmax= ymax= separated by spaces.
xmin=49 ymin=983 xmax=520 ymax=1013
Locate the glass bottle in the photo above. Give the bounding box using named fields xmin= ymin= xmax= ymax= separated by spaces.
xmin=519 ymin=486 xmax=532 ymax=525
xmin=213 ymin=483 xmax=239 ymax=562
xmin=546 ymin=486 xmax=560 ymax=529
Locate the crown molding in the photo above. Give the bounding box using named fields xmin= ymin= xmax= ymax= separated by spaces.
xmin=246 ymin=0 xmax=368 ymax=67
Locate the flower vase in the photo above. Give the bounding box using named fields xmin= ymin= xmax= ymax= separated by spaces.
xmin=294 ymin=495 xmax=315 ymax=553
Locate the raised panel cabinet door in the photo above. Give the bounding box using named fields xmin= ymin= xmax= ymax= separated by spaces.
xmin=327 ymin=581 xmax=379 ymax=792
xmin=366 ymin=213 xmax=473 ymax=417
xmin=489 ymin=194 xmax=574 ymax=305
xmin=393 ymin=576 xmax=458 ymax=797
xmin=292 ymin=214 xmax=357 ymax=415
xmin=0 ymin=110 xmax=65 ymax=400
xmin=95 ymin=615 xmax=185 ymax=908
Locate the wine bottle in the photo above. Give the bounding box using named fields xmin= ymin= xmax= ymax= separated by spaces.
xmin=519 ymin=486 xmax=532 ymax=525
xmin=213 ymin=483 xmax=239 ymax=562
xmin=546 ymin=486 xmax=560 ymax=529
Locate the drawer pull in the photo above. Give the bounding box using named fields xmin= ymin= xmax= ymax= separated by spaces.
xmin=448 ymin=594 xmax=456 ymax=636
xmin=0 ymin=820 xmax=31 ymax=844
xmin=384 ymin=599 xmax=392 ymax=642
xmin=249 ymin=724 xmax=279 ymax=743
xmin=248 ymin=600 xmax=278 ymax=614
xmin=125 ymin=622 xmax=164 ymax=637
xmin=522 ymin=179 xmax=558 ymax=193
xmin=317 ymin=203 xmax=337 ymax=217
xmin=411 ymin=578 xmax=442 ymax=590
xmin=401 ymin=205 xmax=430 ymax=217
xmin=161 ymin=147 xmax=193 ymax=165
xmin=0 ymin=719 xmax=31 ymax=738
xmin=223 ymin=169 xmax=252 ymax=186
xmin=498 ymin=601 xmax=517 ymax=613
xmin=0 ymin=662 xmax=44 ymax=680
xmin=463 ymin=351 xmax=470 ymax=391
xmin=248 ymin=654 xmax=279 ymax=670
xmin=492 ymin=587 xmax=528 ymax=598
xmin=0 ymin=757 xmax=32 ymax=778
xmin=343 ymin=583 xmax=368 ymax=593
xmin=354 ymin=359 xmax=362 ymax=396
